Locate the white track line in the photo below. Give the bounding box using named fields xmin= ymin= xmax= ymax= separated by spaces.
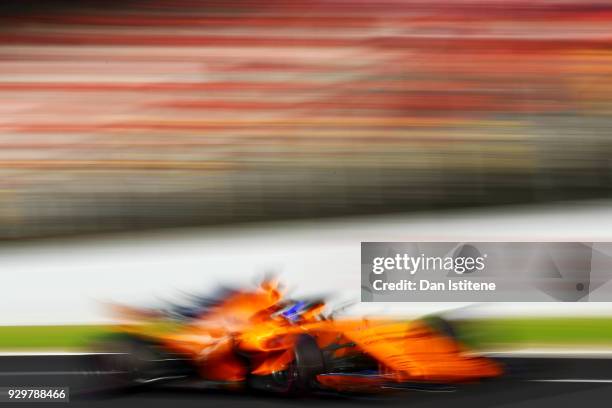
xmin=0 ymin=371 xmax=123 ymax=376
xmin=6 ymin=349 xmax=612 ymax=358
xmin=532 ymin=379 xmax=612 ymax=384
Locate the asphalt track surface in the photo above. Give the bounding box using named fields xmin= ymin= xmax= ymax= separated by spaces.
xmin=1 ymin=355 xmax=612 ymax=407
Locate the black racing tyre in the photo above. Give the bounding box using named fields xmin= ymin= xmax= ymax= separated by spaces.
xmin=246 ymin=369 xmax=295 ymax=394
xmin=93 ymin=334 xmax=194 ymax=390
xmin=247 ymin=334 xmax=325 ymax=394
xmin=292 ymin=334 xmax=326 ymax=391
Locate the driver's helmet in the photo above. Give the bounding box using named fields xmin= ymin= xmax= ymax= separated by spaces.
xmin=279 ymin=299 xmax=325 ymax=322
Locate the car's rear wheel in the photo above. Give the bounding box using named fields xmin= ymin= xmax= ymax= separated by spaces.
xmin=293 ymin=334 xmax=326 ymax=391
xmin=248 ymin=334 xmax=325 ymax=394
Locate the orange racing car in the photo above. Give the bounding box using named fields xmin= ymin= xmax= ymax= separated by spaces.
xmin=95 ymin=279 xmax=502 ymax=394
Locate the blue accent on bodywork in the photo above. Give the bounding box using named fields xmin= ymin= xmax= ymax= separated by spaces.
xmin=281 ymin=301 xmax=306 ymax=321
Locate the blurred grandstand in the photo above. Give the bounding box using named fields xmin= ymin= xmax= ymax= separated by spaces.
xmin=1 ymin=0 xmax=612 ymax=238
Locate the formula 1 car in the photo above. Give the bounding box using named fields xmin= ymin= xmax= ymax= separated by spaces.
xmin=95 ymin=279 xmax=502 ymax=394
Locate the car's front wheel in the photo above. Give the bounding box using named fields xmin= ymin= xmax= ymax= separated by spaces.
xmin=93 ymin=334 xmax=193 ymax=390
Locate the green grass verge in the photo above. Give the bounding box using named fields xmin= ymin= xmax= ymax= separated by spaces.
xmin=0 ymin=325 xmax=113 ymax=350
xmin=1 ymin=317 xmax=612 ymax=351
xmin=455 ymin=317 xmax=612 ymax=349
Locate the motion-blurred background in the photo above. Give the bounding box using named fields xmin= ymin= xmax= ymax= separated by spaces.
xmin=1 ymin=1 xmax=612 ymax=346
xmin=1 ymin=0 xmax=612 ymax=239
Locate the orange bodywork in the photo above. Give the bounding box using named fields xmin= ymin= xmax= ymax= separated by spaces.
xmin=114 ymin=280 xmax=502 ymax=390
